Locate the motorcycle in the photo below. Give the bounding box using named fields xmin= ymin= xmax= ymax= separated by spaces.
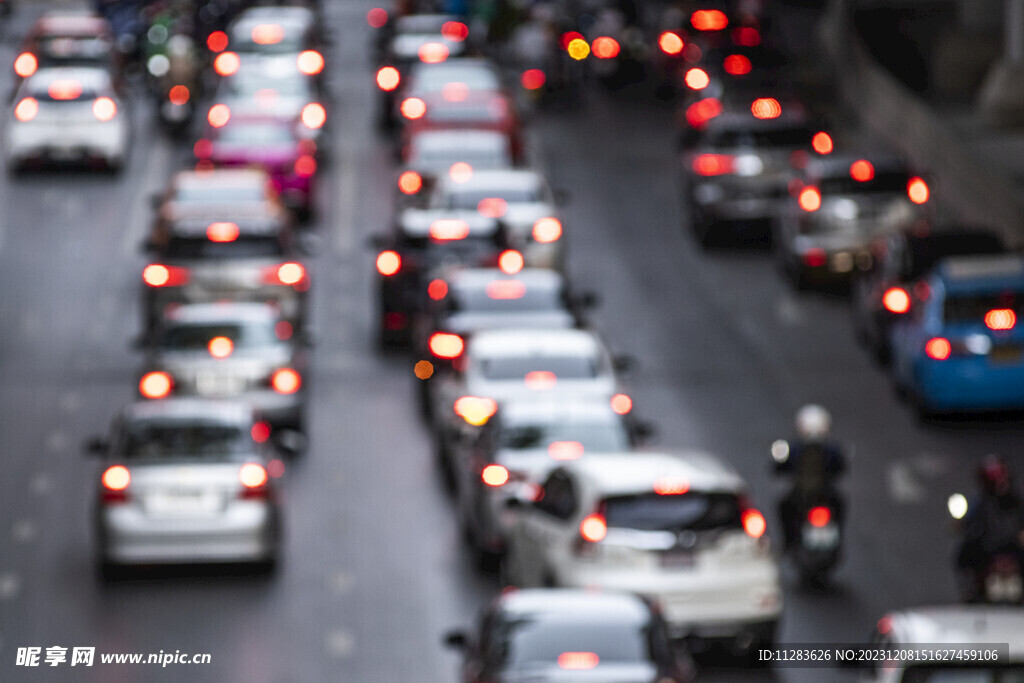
xmin=949 ymin=492 xmax=1024 ymax=604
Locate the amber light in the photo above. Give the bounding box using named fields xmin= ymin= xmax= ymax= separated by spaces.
xmin=521 ymin=68 xmax=546 ymax=90
xmin=441 ymin=21 xmax=469 ymax=42
xmin=925 ymin=337 xmax=951 ymax=360
xmin=567 ymin=38 xmax=590 ymax=60
xmin=239 ymin=463 xmax=269 ymax=488
xmin=102 ymin=465 xmax=131 ymax=491
xmin=685 ymin=68 xmax=710 ymax=90
xmin=301 ymin=103 xmax=327 ymax=129
xmin=742 ymin=509 xmax=767 ymax=538
xmin=14 ymin=52 xmax=37 ymax=77
xmin=251 ymin=24 xmax=285 ymax=45
xmin=693 ymin=153 xmax=734 ymax=176
xmin=376 ymin=66 xmax=400 ymax=91
xmin=850 ymin=159 xmax=874 ymax=182
xmin=811 ymin=131 xmax=833 ymax=155
xmin=207 ymin=221 xmax=239 ymax=242
xmin=798 ymin=187 xmax=821 ymax=212
xmin=579 ymin=515 xmax=607 ymax=542
xmin=723 ymin=54 xmax=752 ymax=75
xmin=208 ymin=103 xmax=231 ymax=127
xmin=498 ymin=250 xmax=524 ymax=274
xmin=558 ymin=652 xmax=599 ymax=670
xmin=610 ymin=393 xmax=632 ymax=415
xmin=271 ymin=368 xmax=302 ymax=394
xmin=400 ymin=97 xmax=426 ymax=120
xmin=430 ymin=333 xmax=465 ymax=359
xmin=532 ymin=217 xmax=562 ymax=243
xmin=986 ymin=308 xmax=1016 ymax=330
xmin=139 ymin=371 xmax=173 ymax=399
xmin=14 ymin=97 xmax=38 ymax=122
xmin=907 ymin=177 xmax=929 ymax=204
xmin=808 ymin=506 xmax=832 ymax=528
xmin=414 ymin=360 xmax=434 ymax=380
xmin=654 ymin=477 xmax=690 ymax=495
xmin=418 ymin=42 xmax=449 ymax=64
xmin=883 ymin=287 xmax=911 ymax=314
xmin=548 ymin=441 xmax=584 ymax=461
xmin=429 ymin=219 xmax=470 ymax=241
xmin=481 ymin=464 xmax=509 ymax=487
xmin=692 ymin=9 xmax=728 ymax=31
xmin=213 ymin=51 xmax=240 ymax=76
xmin=208 ymin=336 xmax=234 ymax=359
xmin=168 ymin=85 xmax=190 ymax=105
xmin=428 ymin=279 xmax=448 ymax=300
xmin=751 ymin=97 xmax=781 ymax=119
xmin=376 ymin=250 xmax=401 ymax=276
xmin=397 ymin=171 xmax=422 ymax=195
xmin=453 ymin=396 xmax=497 ymax=426
xmin=592 ymin=37 xmax=620 ymax=59
xmin=659 ymin=32 xmax=684 ymax=55
xmin=297 ymin=50 xmax=325 ymax=75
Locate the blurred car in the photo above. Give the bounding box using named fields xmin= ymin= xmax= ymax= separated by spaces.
xmin=864 ymin=605 xmax=1024 ymax=682
xmin=890 ymin=255 xmax=1024 ymax=415
xmin=6 ymin=66 xmax=129 ymax=172
xmin=396 ymin=129 xmax=514 ymax=207
xmin=444 ymin=588 xmax=696 ymax=682
xmin=503 ymin=451 xmax=781 ymax=653
xmin=138 ymin=302 xmax=309 ymax=432
xmin=13 ymin=11 xmax=119 ymax=83
xmin=400 ymin=87 xmax=524 ymax=164
xmin=454 ymin=397 xmax=652 ymax=562
xmin=371 ymin=209 xmax=514 ymax=347
xmin=429 ymin=327 xmax=634 ymax=474
xmin=852 ymin=225 xmax=1005 ymax=361
xmin=776 ymin=153 xmax=930 ymax=289
xmin=429 ymin=169 xmax=565 ymax=269
xmin=221 ymin=4 xmax=325 ymax=58
xmin=683 ymin=99 xmax=815 ymax=247
xmin=86 ymin=399 xmax=280 ymax=575
xmin=195 ymin=113 xmax=319 ymax=218
xmin=151 ymin=168 xmax=291 ymax=238
xmin=141 ymin=215 xmax=310 ymax=334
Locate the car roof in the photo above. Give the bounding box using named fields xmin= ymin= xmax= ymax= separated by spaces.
xmin=34 ymin=12 xmax=111 ymax=36
xmin=882 ymin=606 xmax=1024 ymax=657
xmin=497 ymin=588 xmax=651 ymax=624
xmin=499 ymin=397 xmax=622 ymax=425
xmin=173 ymin=168 xmax=270 ymax=190
xmin=163 ymin=302 xmax=280 ymax=325
xmin=440 ymin=169 xmax=545 ymax=194
xmin=565 ymin=451 xmax=747 ymax=496
xmin=121 ymin=398 xmax=253 ymax=426
xmin=448 ymin=268 xmax=563 ymax=293
xmin=469 ymin=328 xmax=603 ymax=359
xmin=410 ymin=129 xmax=508 ymax=153
xmin=934 ymin=254 xmax=1024 ymax=288
xmin=397 ymin=208 xmax=501 ymax=238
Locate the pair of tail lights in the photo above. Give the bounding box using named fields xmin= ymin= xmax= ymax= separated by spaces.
xmin=143 ymin=263 xmax=306 ymax=288
xmin=101 ymin=463 xmax=269 ymax=501
xmin=138 ymin=368 xmax=302 ymax=399
xmin=15 ymin=97 xmax=117 ymax=122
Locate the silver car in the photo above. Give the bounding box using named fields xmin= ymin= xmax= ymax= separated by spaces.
xmin=87 ymin=399 xmax=281 ymax=576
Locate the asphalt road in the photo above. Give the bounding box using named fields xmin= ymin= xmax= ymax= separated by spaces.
xmin=1 ymin=2 xmax=1020 ymax=682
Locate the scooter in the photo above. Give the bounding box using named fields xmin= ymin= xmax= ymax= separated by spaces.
xmin=949 ymin=493 xmax=1024 ymax=604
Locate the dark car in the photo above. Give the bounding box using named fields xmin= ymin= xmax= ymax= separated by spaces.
xmin=444 ymin=588 xmax=695 ymax=682
xmin=852 ymin=224 xmax=1005 ymax=360
xmin=371 ymin=209 xmax=514 ymax=347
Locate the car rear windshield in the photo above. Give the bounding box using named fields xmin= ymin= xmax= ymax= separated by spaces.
xmin=943 ymin=292 xmax=1024 ymax=324
xmin=158 ymin=322 xmax=278 ymax=350
xmin=165 ymin=236 xmax=284 ymax=259
xmin=904 ymin=235 xmax=1005 ymax=280
xmin=503 ymin=618 xmax=647 ymax=668
xmin=499 ymin=420 xmax=630 ymax=452
xmin=707 ymin=126 xmax=811 ymax=149
xmin=39 ymin=36 xmax=112 ymax=61
xmin=479 ymin=355 xmax=599 ymax=380
xmin=415 ymin=68 xmax=500 ymax=94
xmin=426 ymin=101 xmax=506 ymax=123
xmin=448 ymin=187 xmax=543 ymax=209
xmin=603 ymin=492 xmax=743 ymax=532
xmin=122 ymin=423 xmax=248 ymax=460
xmin=218 ymin=124 xmax=294 ymax=146
xmin=820 ymin=171 xmax=909 ymax=196
xmin=410 ymin=145 xmax=510 ymax=171
xmin=174 ymin=185 xmax=265 ymax=204
xmin=448 ymin=285 xmax=562 ymax=314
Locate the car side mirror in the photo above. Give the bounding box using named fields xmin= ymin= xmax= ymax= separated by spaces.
xmin=574 ymin=291 xmax=600 ymax=309
xmin=613 ymin=354 xmax=637 ymax=375
xmin=443 ymin=631 xmax=468 ymax=650
xmin=632 ymin=420 xmax=657 ymax=444
xmin=83 ymin=437 xmax=108 ymax=455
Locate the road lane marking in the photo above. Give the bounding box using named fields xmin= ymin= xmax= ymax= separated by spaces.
xmin=775 ymin=294 xmax=804 ymax=326
xmin=327 ymin=570 xmax=354 ymax=595
xmin=121 ymin=140 xmax=173 ymax=257
xmin=45 ymin=431 xmax=68 ymax=452
xmin=12 ymin=519 xmax=37 ymax=543
xmin=0 ymin=573 xmax=20 ymax=600
xmin=325 ymin=629 xmax=355 ymax=658
xmin=30 ymin=472 xmax=52 ymax=495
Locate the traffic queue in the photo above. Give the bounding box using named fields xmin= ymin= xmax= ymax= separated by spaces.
xmin=10 ymin=0 xmax=1024 ymax=680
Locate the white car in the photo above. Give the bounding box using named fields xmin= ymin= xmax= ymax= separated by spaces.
xmin=503 ymin=451 xmax=782 ymax=652
xmin=6 ymin=66 xmax=129 ymax=171
xmin=864 ymin=605 xmax=1024 ymax=682
xmin=430 ymin=169 xmax=566 ymax=270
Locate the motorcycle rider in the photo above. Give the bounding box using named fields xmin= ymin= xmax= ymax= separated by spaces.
xmin=774 ymin=405 xmax=845 ymax=550
xmin=955 ymin=455 xmax=1024 ymax=601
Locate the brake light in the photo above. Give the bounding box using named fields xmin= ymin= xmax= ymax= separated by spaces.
xmin=486 ymin=279 xmax=526 ymax=299
xmin=271 ymin=368 xmax=302 ymax=394
xmin=798 ymin=186 xmax=821 ymax=212
xmin=301 ymin=103 xmax=326 ymax=129
xmin=692 ymin=9 xmax=728 ymax=31
xmin=450 ymin=162 xmax=473 ymax=182
xmin=143 ymin=264 xmax=190 ymax=287
xmin=560 ymin=32 xmax=584 ymax=50
xmin=275 ymin=321 xmax=293 ymax=340
xmin=429 ymin=219 xmax=470 ymax=240
xmin=294 ymin=155 xmax=317 ymax=177
xmin=239 ymin=462 xmax=269 ymax=488
xmin=751 ymin=97 xmax=781 ymax=119
xmin=48 ymin=79 xmax=81 ymax=100
xmin=208 ymin=336 xmax=234 ymax=359
xmin=14 ymin=97 xmax=38 ymax=122
xmin=925 ymin=337 xmax=951 ymax=360
xmin=685 ymin=97 xmax=722 ymax=128
xmin=532 ymin=217 xmax=562 ymax=243
xmin=398 ymin=170 xmax=422 ymax=194
xmin=811 ymin=131 xmax=833 ymax=154
xmin=428 ymin=279 xmax=448 ymax=300
xmin=610 ymin=393 xmax=632 ymax=415
xmin=429 ymin=332 xmax=464 ymax=359
xmin=476 ymin=197 xmax=507 ymax=218
xmin=102 ymin=465 xmax=131 ymax=501
xmin=850 ymin=159 xmax=874 ymax=182
xmin=882 ymin=287 xmax=911 ymax=314
xmin=297 ymin=50 xmax=324 ymax=75
xmin=376 ymin=250 xmax=401 ymax=276
xmin=418 ymin=42 xmax=449 ymax=63
xmin=723 ymin=54 xmax=752 ymax=75
xmin=548 ymin=441 xmax=584 ymax=460
xmin=802 ymin=248 xmax=827 ymax=267
xmin=733 ymin=26 xmax=761 ymax=46
xmin=207 ymin=30 xmax=229 ymax=52
xmin=658 ymin=31 xmax=684 ymax=55
xmin=907 ymin=177 xmax=929 ymax=204
xmin=252 ymin=24 xmax=285 ymax=45
xmin=481 ymin=464 xmax=509 ymax=487
xmin=376 ymin=66 xmax=400 ymax=91
xmin=213 ymin=51 xmax=240 ymax=76
xmin=558 ymin=652 xmax=599 ymax=670
xmin=524 ymin=370 xmax=557 ymax=389
xmin=592 ymin=37 xmax=620 ymax=59
xmin=654 ymin=476 xmax=690 ymax=495
xmin=693 ymin=153 xmax=734 ymax=176
xmin=986 ymin=309 xmax=1016 ymax=330
xmin=685 ymin=68 xmax=710 ymax=90
xmin=366 ymin=7 xmax=388 ymax=28
xmin=807 ymin=506 xmax=832 ymax=527
xmin=579 ymin=514 xmax=607 ymax=542
xmin=521 ymin=68 xmax=546 ymax=90
xmin=498 ymin=250 xmax=524 ymax=274
xmin=453 ymin=396 xmax=497 ymax=426
xmin=168 ymin=85 xmax=190 ymax=105
xmin=206 ymin=221 xmax=239 ymax=242
xmin=251 ymin=420 xmax=271 ymax=443
xmin=208 ymin=103 xmax=231 ymax=127
xmin=442 ymin=21 xmax=469 ymax=41
xmin=193 ymin=138 xmax=212 ymax=159
xmin=265 ymin=262 xmax=306 ymax=286
xmin=139 ymin=371 xmax=173 ymax=399
xmin=14 ymin=52 xmax=37 ymax=77
xmin=400 ymin=97 xmax=426 ymax=120
xmin=742 ymin=509 xmax=767 ymax=538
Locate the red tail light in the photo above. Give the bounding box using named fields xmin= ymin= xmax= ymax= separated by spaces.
xmin=610 ymin=394 xmax=632 ymax=415
xmin=92 ymin=97 xmax=117 ymax=121
xmin=430 ymin=219 xmax=470 ymax=240
xmin=751 ymin=97 xmax=782 ymax=119
xmin=685 ymin=68 xmax=710 ymax=90
xmin=398 ymin=170 xmax=422 ymax=195
xmin=139 ymin=371 xmax=173 ymax=399
xmin=376 ymin=66 xmax=400 ymax=91
xmin=429 ymin=332 xmax=464 ymax=359
xmin=376 ymin=250 xmax=401 ymax=276
xmin=207 ymin=221 xmax=239 ymax=243
xmin=548 ymin=441 xmax=584 ymax=460
xmin=811 ymin=131 xmax=833 ymax=155
xmin=486 ymin=279 xmax=526 ymax=300
xmin=693 ymin=153 xmax=734 ymax=176
xmin=262 ymin=262 xmax=306 ymax=287
xmin=986 ymin=309 xmax=1016 ymax=330
xmin=560 ymin=31 xmax=584 ymax=50
xmin=102 ymin=465 xmax=131 ymax=502
xmin=558 ymin=652 xmax=599 ymax=670
xmin=418 ymin=42 xmax=449 ymax=63
xmin=213 ymin=51 xmax=240 ymax=76
xmin=653 ymin=476 xmax=690 ymax=495
xmin=297 ymin=50 xmax=324 ymax=75
xmin=685 ymin=97 xmax=722 ymax=128
xmin=658 ymin=31 xmax=684 ymax=55
xmin=208 ymin=103 xmax=231 ymax=127
xmin=498 ymin=250 xmax=524 ymax=274
xmin=208 ymin=336 xmax=234 ymax=359
xmin=14 ymin=97 xmax=38 ymax=122
xmin=168 ymin=85 xmax=190 ymax=105
xmin=907 ymin=177 xmax=929 ymax=204
xmin=239 ymin=463 xmax=270 ymax=499
xmin=592 ymin=37 xmax=620 ymax=59
xmin=802 ymin=248 xmax=827 ymax=268
xmin=301 ymin=103 xmax=326 ymax=129
xmin=732 ymin=26 xmax=761 ymax=46
xmin=692 ymin=9 xmax=728 ymax=31
xmin=143 ymin=264 xmax=190 ymax=287
xmin=850 ymin=159 xmax=874 ymax=182
xmin=925 ymin=337 xmax=951 ymax=360
xmin=400 ymin=97 xmax=426 ymax=120
xmin=251 ymin=420 xmax=271 ymax=443
xmin=294 ymin=155 xmax=317 ymax=177
xmin=882 ymin=287 xmax=911 ymax=314
xmin=798 ymin=186 xmax=821 ymax=212
xmin=193 ymin=138 xmax=212 ymax=159
xmin=807 ymin=506 xmax=832 ymax=528
xmin=579 ymin=514 xmax=607 ymax=542
xmin=742 ymin=509 xmax=767 ymax=538
xmin=14 ymin=52 xmax=37 ymax=78
xmin=521 ymin=68 xmax=546 ymax=90
xmin=481 ymin=464 xmax=509 ymax=487
xmin=442 ymin=21 xmax=469 ymax=42
xmin=366 ymin=7 xmax=388 ymax=28
xmin=48 ymin=79 xmax=82 ymax=101
xmin=428 ymin=279 xmax=448 ymax=300
xmin=532 ymin=217 xmax=562 ymax=243
xmin=723 ymin=54 xmax=752 ymax=75
xmin=206 ymin=30 xmax=229 ymax=52
xmin=271 ymin=368 xmax=302 ymax=394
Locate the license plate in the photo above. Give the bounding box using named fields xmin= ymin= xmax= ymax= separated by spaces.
xmin=660 ymin=550 xmax=696 ymax=569
xmin=802 ymin=523 xmax=840 ymax=549
xmin=990 ymin=346 xmax=1022 ymax=364
xmin=147 ymin=491 xmax=221 ymax=516
xmin=195 ymin=372 xmax=244 ymax=397
xmin=50 ymin=146 xmax=78 ymax=160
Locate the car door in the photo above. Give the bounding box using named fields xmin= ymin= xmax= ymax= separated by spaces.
xmin=518 ymin=469 xmax=579 ymax=585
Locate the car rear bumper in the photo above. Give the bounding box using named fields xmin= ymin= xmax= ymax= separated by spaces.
xmin=915 ymin=358 xmax=1024 ymax=410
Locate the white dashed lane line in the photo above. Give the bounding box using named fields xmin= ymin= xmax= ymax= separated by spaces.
xmin=325 ymin=629 xmax=355 ymax=658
